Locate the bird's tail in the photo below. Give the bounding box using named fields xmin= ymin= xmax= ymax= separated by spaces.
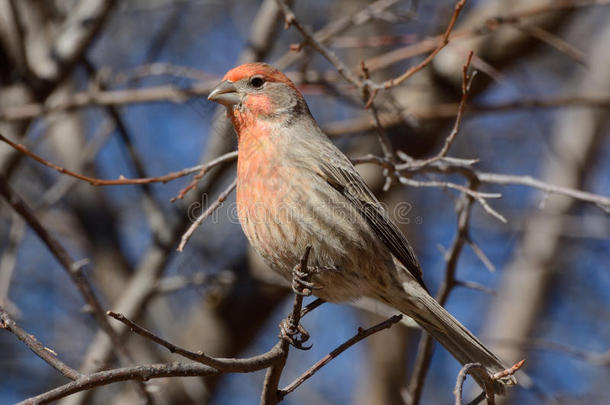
xmin=386 ymin=278 xmax=517 ymax=393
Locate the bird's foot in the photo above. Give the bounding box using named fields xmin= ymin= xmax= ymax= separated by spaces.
xmin=279 ymin=318 xmax=312 ymax=350
xmin=291 ymin=266 xmax=317 ymax=296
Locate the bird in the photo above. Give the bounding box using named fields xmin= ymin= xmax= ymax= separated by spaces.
xmin=208 ymin=62 xmax=516 ymax=392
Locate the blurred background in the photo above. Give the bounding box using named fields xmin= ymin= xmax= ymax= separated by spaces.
xmin=0 ymin=0 xmax=609 ymax=404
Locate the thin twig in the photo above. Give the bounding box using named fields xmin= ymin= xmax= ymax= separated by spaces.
xmin=474 ymin=171 xmax=610 ymax=211
xmin=454 ymin=363 xmax=496 ymax=405
xmin=454 ymin=360 xmax=525 ymax=405
xmin=275 ymin=0 xmax=362 ymax=89
xmin=300 ymin=298 xmax=325 ymax=318
xmin=515 ymin=24 xmax=587 ymax=66
xmin=0 ymin=133 xmax=237 ymax=188
xmin=274 ymin=0 xmax=400 ymax=70
xmin=171 ymin=151 xmax=238 ymax=201
xmin=177 ymin=178 xmax=237 ymax=252
xmin=408 ymin=186 xmax=477 ymax=404
xmin=278 ymin=314 xmax=403 ymax=399
xmin=364 ymin=0 xmax=610 ymax=73
xmin=275 ymin=0 xmax=466 ymax=91
xmin=0 ymin=176 xmax=142 ymax=381
xmin=0 ymin=81 xmax=218 ymax=121
xmin=361 ymin=61 xmax=394 ymax=164
xmin=440 ymin=55 xmax=476 ymax=156
xmin=416 ymin=51 xmax=476 ymax=166
xmin=397 ymin=176 xmax=507 ymax=223
xmin=454 ymin=280 xmax=497 ymax=296
xmin=466 ymin=238 xmax=496 ymax=272
xmin=379 ymin=0 xmax=466 ymax=89
xmin=107 ymin=311 xmax=285 ymax=371
xmin=0 ymin=306 xmax=82 ymax=380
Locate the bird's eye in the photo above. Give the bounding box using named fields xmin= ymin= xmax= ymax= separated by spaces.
xmin=250 ymin=76 xmax=265 ymax=88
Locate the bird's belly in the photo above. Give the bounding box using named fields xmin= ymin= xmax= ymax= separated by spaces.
xmin=236 ymin=169 xmax=395 ymax=302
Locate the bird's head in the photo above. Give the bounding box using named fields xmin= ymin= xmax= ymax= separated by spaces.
xmin=208 ymin=63 xmax=308 ymax=124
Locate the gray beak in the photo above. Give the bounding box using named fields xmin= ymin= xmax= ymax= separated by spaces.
xmin=208 ymin=80 xmax=240 ymax=107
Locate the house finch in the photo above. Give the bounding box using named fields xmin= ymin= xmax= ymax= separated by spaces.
xmin=208 ymin=63 xmax=515 ymax=391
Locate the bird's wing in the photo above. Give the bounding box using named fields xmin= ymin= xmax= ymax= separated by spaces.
xmin=316 ymin=156 xmax=426 ymax=289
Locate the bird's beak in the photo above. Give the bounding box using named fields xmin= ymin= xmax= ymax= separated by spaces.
xmin=208 ymin=80 xmax=240 ymax=107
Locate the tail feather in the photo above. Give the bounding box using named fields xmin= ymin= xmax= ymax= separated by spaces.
xmin=388 ymin=280 xmax=517 ymax=393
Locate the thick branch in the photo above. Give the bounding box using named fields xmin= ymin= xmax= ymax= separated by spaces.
xmin=16 ymin=362 xmax=221 ymax=405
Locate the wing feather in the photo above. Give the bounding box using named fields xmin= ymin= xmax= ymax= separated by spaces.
xmin=315 ymin=155 xmax=426 ymax=289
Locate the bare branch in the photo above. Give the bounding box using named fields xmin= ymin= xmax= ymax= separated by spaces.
xmin=0 ymin=81 xmax=217 ymax=121
xmin=261 ymin=246 xmax=314 ymax=405
xmin=275 ymin=0 xmax=466 ymax=91
xmin=364 ymin=0 xmax=610 ymax=73
xmin=107 ymin=311 xmax=286 ymax=371
xmin=454 ymin=280 xmax=497 ymax=296
xmin=515 ymin=23 xmax=587 ymax=66
xmin=474 ymin=171 xmax=610 ymax=211
xmin=177 ymin=178 xmax=237 ymax=252
xmin=454 ymin=363 xmax=496 ymax=405
xmin=379 ymin=0 xmax=466 ymax=89
xmin=274 ymin=0 xmax=400 ymax=69
xmin=397 ymin=176 xmax=507 ymax=223
xmin=323 ymin=95 xmax=610 ymax=136
xmin=425 ymin=51 xmax=476 ymax=164
xmin=0 ymin=176 xmax=141 ymax=377
xmin=0 ymin=132 xmax=236 ymax=188
xmin=278 ymin=314 xmax=403 ymax=400
xmin=0 ymin=306 xmax=82 ymax=380
xmin=16 ymin=362 xmax=221 ymax=405
xmin=274 ymin=0 xmax=362 ymax=89
xmin=408 ymin=183 xmax=477 ymax=404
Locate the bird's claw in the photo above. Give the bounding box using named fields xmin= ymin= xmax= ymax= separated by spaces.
xmin=291 ymin=266 xmax=319 ymax=296
xmin=279 ymin=318 xmax=312 ymax=350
